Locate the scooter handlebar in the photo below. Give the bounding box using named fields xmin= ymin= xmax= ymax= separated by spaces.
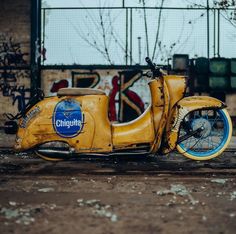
xmin=145 ymin=57 xmax=156 ymax=71
xmin=145 ymin=57 xmax=163 ymax=77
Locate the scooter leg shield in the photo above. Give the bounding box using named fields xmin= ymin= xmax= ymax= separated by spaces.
xmin=161 ymin=96 xmax=226 ymax=154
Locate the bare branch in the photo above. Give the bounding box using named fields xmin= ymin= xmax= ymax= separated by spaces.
xmin=99 ymin=8 xmax=113 ymax=64
xmin=152 ymin=0 xmax=165 ymax=61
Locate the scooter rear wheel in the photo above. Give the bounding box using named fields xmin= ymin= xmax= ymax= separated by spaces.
xmin=176 ymin=108 xmax=232 ymax=160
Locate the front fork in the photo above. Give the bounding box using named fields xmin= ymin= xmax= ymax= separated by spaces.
xmin=177 ymin=123 xmax=204 ymax=144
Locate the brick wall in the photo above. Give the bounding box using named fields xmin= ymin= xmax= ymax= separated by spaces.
xmin=0 ymin=0 xmax=31 ymax=122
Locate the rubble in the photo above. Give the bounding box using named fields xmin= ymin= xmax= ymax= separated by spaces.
xmin=9 ymin=201 xmax=17 ymax=206
xmin=230 ymin=191 xmax=236 ymax=201
xmin=77 ymin=199 xmax=118 ymax=222
xmin=71 ymin=177 xmax=79 ymax=183
xmin=210 ymin=179 xmax=228 ymax=184
xmin=38 ymin=187 xmax=55 ymax=192
xmin=0 ymin=207 xmax=36 ymax=225
xmin=157 ymin=184 xmax=199 ymax=205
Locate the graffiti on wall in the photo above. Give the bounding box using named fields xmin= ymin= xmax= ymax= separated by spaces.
xmin=71 ymin=70 xmax=146 ymax=122
xmin=73 ymin=72 xmax=101 ymax=89
xmin=50 ymin=79 xmax=69 ymax=93
xmin=47 ymin=69 xmax=149 ymax=122
xmin=0 ymin=70 xmax=31 ymax=112
xmin=0 ymin=34 xmax=29 ymax=66
xmin=117 ymin=70 xmax=144 ymax=122
xmin=0 ymin=34 xmax=31 ymax=114
xmin=47 ymin=69 xmax=151 ymax=122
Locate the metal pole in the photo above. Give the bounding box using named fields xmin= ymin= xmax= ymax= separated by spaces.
xmin=37 ymin=0 xmax=41 ymax=88
xmin=218 ymin=9 xmax=220 ymax=57
xmin=213 ymin=9 xmax=216 ymax=56
xmin=118 ymin=72 xmax=123 ymax=122
xmin=30 ymin=0 xmax=41 ymax=92
xmin=125 ymin=8 xmax=128 ymax=65
xmin=143 ymin=0 xmax=149 ymax=57
xmin=207 ymin=0 xmax=210 ymax=59
xmin=138 ymin=37 xmax=141 ymax=64
xmin=42 ymin=8 xmax=46 ymax=65
xmin=130 ymin=8 xmax=133 ymax=65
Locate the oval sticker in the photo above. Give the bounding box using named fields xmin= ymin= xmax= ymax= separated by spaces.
xmin=53 ymin=99 xmax=83 ymax=138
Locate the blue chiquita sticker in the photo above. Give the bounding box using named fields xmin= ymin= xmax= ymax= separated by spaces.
xmin=53 ymin=99 xmax=84 ymax=138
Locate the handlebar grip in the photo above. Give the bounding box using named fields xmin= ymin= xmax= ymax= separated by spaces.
xmin=145 ymin=57 xmax=156 ymax=70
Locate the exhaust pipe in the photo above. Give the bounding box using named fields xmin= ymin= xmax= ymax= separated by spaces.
xmin=36 ymin=148 xmax=150 ymax=159
xmin=36 ymin=148 xmax=73 ymax=159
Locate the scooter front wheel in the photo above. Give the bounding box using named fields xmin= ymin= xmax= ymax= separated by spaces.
xmin=176 ymin=108 xmax=232 ymax=160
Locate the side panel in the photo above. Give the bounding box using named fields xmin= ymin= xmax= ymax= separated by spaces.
xmin=161 ymin=96 xmax=226 ymax=154
xmin=15 ymin=95 xmax=112 ymax=153
xmin=81 ymin=95 xmax=112 ymax=152
xmin=112 ymin=107 xmax=155 ymax=148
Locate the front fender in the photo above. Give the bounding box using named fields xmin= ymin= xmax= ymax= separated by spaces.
xmin=161 ymin=96 xmax=226 ymax=154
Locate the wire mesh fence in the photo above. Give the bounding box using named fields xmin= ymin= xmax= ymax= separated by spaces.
xmin=41 ymin=5 xmax=236 ymax=65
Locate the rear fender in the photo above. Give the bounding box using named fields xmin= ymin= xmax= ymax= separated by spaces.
xmin=161 ymin=96 xmax=226 ymax=154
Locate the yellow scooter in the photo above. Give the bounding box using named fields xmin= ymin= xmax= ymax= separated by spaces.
xmin=4 ymin=57 xmax=232 ymax=161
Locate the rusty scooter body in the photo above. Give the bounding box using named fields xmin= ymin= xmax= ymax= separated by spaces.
xmin=4 ymin=57 xmax=232 ymax=161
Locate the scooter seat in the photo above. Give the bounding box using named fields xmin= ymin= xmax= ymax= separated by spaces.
xmin=57 ymin=88 xmax=106 ymax=96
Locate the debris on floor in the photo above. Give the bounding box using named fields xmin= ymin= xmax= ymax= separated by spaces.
xmin=156 ymin=184 xmax=199 ymax=205
xmin=0 ymin=206 xmax=36 ymax=225
xmin=230 ymin=191 xmax=236 ymax=201
xmin=210 ymin=179 xmax=228 ymax=184
xmin=77 ymin=199 xmax=118 ymax=222
xmin=38 ymin=187 xmax=55 ymax=192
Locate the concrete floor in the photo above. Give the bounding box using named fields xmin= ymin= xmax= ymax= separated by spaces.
xmin=0 ymin=151 xmax=235 ymax=234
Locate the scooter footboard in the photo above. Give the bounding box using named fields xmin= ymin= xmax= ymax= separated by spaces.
xmin=161 ymin=96 xmax=226 ymax=154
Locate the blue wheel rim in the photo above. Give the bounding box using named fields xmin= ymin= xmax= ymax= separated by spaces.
xmin=178 ymin=109 xmax=230 ymax=158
